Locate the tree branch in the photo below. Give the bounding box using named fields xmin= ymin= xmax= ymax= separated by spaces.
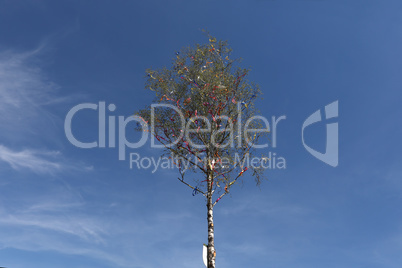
xmin=177 ymin=177 xmax=206 ymax=197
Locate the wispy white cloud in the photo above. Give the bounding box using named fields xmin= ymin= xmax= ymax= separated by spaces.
xmin=0 ymin=196 xmax=105 ymax=247
xmin=0 ymin=144 xmax=61 ymax=173
xmin=0 ymin=198 xmax=127 ymax=266
xmin=0 ymin=47 xmax=60 ymax=130
xmin=0 ymin=144 xmax=93 ymax=174
xmin=0 ymin=212 xmax=106 ymax=244
xmin=0 ymin=45 xmax=86 ymax=143
xmin=23 ymin=200 xmax=84 ymax=213
xmin=0 ymin=46 xmax=92 ymax=173
xmin=0 ymin=197 xmax=204 ymax=268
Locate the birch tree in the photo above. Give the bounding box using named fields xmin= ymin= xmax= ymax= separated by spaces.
xmin=136 ymin=35 xmax=266 ymax=268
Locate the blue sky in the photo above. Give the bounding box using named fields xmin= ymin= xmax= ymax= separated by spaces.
xmin=0 ymin=0 xmax=402 ymax=267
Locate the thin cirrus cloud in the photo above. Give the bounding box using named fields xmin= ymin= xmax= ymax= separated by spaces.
xmin=0 ymin=199 xmax=125 ymax=266
xmin=0 ymin=46 xmax=60 ymax=129
xmin=0 ymin=209 xmax=106 ymax=244
xmin=0 ymin=197 xmax=203 ymax=268
xmin=0 ymin=46 xmax=91 ymax=173
xmin=0 ymin=44 xmax=83 ymax=143
xmin=0 ymin=144 xmax=62 ymax=174
xmin=0 ymin=144 xmax=93 ymax=174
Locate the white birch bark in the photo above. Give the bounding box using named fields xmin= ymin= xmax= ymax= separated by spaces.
xmin=207 ymin=172 xmax=216 ymax=268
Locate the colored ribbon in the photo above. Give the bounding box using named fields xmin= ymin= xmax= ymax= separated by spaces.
xmin=192 ymin=187 xmax=199 ymax=196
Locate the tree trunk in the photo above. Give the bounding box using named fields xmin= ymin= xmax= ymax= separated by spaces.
xmin=207 ymin=173 xmax=216 ymax=268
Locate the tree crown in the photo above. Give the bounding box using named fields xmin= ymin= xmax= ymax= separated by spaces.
xmin=136 ymin=35 xmax=266 ymax=204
